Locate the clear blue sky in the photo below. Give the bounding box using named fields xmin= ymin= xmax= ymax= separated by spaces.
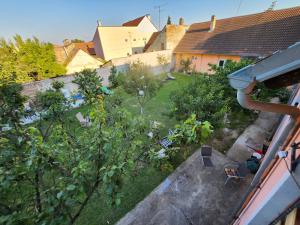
xmin=0 ymin=0 xmax=300 ymax=44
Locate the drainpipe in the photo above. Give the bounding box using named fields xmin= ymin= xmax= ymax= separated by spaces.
xmin=231 ymin=81 xmax=300 ymax=224
xmin=237 ymin=79 xmax=300 ymax=118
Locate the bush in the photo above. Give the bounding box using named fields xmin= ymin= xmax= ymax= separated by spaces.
xmin=180 ymin=58 xmax=192 ymax=73
xmin=170 ymin=75 xmax=230 ymax=128
xmin=121 ymin=61 xmax=162 ymax=114
xmin=109 ymin=65 xmax=119 ymax=88
xmin=73 ymin=69 xmax=103 ymax=104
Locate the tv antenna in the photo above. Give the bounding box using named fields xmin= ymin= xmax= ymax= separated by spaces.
xmin=235 ymin=0 xmax=244 ymax=15
xmin=154 ymin=3 xmax=167 ymax=30
xmin=267 ymin=1 xmax=277 ymax=11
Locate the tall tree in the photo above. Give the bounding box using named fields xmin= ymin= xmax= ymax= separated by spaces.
xmin=167 ymin=16 xmax=172 ymax=25
xmin=0 ymin=35 xmax=66 ymax=83
xmin=0 ymin=82 xmax=156 ymax=224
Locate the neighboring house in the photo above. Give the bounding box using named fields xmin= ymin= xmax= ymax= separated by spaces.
xmin=228 ymin=42 xmax=300 ymax=225
xmin=174 ymin=6 xmax=300 ymax=73
xmin=93 ymin=15 xmax=158 ymax=60
xmin=144 ymin=18 xmax=189 ymax=52
xmin=54 ymin=40 xmax=104 ymax=74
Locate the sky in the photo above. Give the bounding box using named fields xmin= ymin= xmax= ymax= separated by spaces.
xmin=0 ymin=0 xmax=300 ymax=44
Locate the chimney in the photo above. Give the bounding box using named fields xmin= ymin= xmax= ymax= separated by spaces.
xmin=97 ymin=19 xmax=102 ymax=26
xmin=179 ymin=17 xmax=185 ymax=25
xmin=209 ymin=15 xmax=216 ymax=32
xmin=146 ymin=14 xmax=151 ymax=21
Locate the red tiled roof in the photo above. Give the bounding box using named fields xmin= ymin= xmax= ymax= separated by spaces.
xmin=143 ymin=31 xmax=160 ymax=51
xmin=54 ymin=41 xmax=97 ymax=64
xmin=174 ymin=6 xmax=300 ymax=57
xmin=74 ymin=41 xmax=96 ymax=55
xmin=123 ymin=16 xmax=145 ymax=26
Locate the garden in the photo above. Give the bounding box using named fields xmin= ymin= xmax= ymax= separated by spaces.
xmin=0 ymin=60 xmax=289 ymax=225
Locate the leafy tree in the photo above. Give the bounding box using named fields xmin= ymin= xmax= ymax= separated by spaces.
xmin=0 ymin=82 xmax=27 ymax=130
xmin=121 ymin=61 xmax=162 ymax=114
xmin=179 ymin=17 xmax=184 ymax=25
xmin=180 ymin=58 xmax=192 ymax=73
xmin=0 ymin=81 xmax=157 ymax=224
xmin=33 ymin=81 xmax=69 ymax=122
xmin=167 ymin=16 xmax=172 ymax=25
xmin=170 ymin=74 xmax=230 ymax=128
xmin=108 ymin=65 xmax=119 ymax=88
xmin=71 ymin=39 xmax=84 ymax=43
xmin=208 ymin=59 xmax=253 ymax=110
xmin=73 ymin=69 xmax=103 ymax=104
xmin=0 ymin=35 xmax=66 ymax=83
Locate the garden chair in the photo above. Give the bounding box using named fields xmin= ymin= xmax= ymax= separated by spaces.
xmin=159 ymin=129 xmax=175 ymax=148
xmin=200 ymin=145 xmax=213 ymax=167
xmin=76 ymin=112 xmax=91 ymax=127
xmin=224 ymin=162 xmax=249 ymax=185
xmin=167 ymin=73 xmax=176 ymax=80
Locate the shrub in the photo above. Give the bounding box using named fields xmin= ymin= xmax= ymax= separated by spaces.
xmin=73 ymin=69 xmax=103 ymax=104
xmin=121 ymin=61 xmax=162 ymax=114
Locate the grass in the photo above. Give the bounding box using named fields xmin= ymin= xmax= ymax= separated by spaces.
xmin=120 ymin=73 xmax=192 ymax=133
xmin=76 ymin=167 xmax=169 ymax=225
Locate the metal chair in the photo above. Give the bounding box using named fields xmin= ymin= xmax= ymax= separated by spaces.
xmin=224 ymin=162 xmax=249 ymax=185
xmin=201 ymin=145 xmax=213 ymax=167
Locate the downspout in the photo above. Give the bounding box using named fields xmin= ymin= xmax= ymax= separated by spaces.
xmin=237 ymin=79 xmax=300 ymax=118
xmin=231 ymin=81 xmax=300 ymax=224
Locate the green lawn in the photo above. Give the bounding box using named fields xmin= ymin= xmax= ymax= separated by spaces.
xmin=75 ymin=73 xmax=194 ymax=225
xmin=120 ymin=73 xmax=192 ymax=133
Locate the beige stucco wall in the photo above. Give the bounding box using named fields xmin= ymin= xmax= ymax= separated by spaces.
xmin=175 ymin=53 xmax=241 ymax=73
xmin=66 ymin=50 xmax=103 ymax=74
xmin=146 ymin=25 xmax=188 ymax=52
xmin=110 ymin=49 xmax=173 ymax=68
xmin=93 ymin=17 xmax=158 ymax=61
xmin=137 ymin=16 xmax=158 ymax=33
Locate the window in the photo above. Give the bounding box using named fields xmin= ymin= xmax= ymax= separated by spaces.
xmin=125 ymin=39 xmax=128 ymax=42
xmin=133 ymin=38 xmax=136 ymax=41
xmin=218 ymin=59 xmax=226 ymax=68
xmin=192 ymin=56 xmax=198 ymax=60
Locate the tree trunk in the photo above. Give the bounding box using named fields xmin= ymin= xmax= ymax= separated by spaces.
xmin=34 ymin=170 xmax=42 ymax=213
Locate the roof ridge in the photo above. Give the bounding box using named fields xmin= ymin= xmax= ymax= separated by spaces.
xmin=191 ymin=6 xmax=300 ymax=26
xmin=122 ymin=15 xmax=147 ymax=26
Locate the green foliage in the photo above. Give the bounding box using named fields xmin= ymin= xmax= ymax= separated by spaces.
xmin=73 ymin=69 xmax=103 ymax=104
xmin=0 ymin=81 xmax=159 ymax=224
xmin=180 ymin=58 xmax=192 ymax=73
xmin=209 ymin=59 xmax=253 ymax=110
xmin=171 ymin=60 xmax=254 ymax=127
xmin=108 ymin=65 xmax=119 ymax=88
xmin=0 ymin=35 xmax=66 ymax=83
xmin=71 ymin=39 xmax=84 ymax=43
xmin=170 ymin=114 xmax=213 ymax=146
xmin=170 ymin=74 xmax=230 ymax=128
xmin=33 ymin=81 xmax=69 ymax=120
xmin=51 ymin=80 xmax=64 ymax=91
xmin=0 ymin=82 xmax=27 ymax=128
xmin=121 ymin=61 xmax=162 ymax=114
